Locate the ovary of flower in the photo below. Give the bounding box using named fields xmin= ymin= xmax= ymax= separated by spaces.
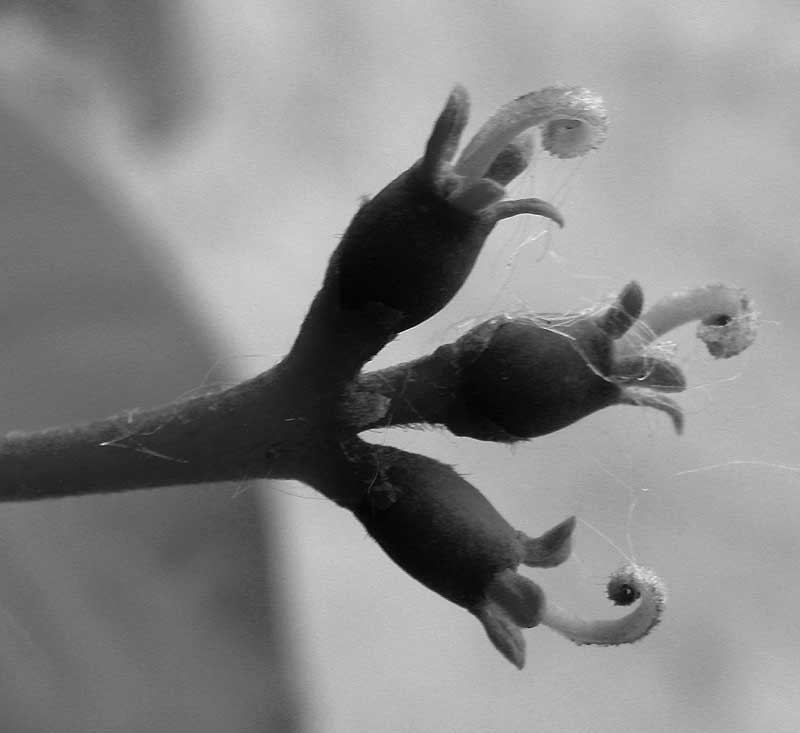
xmin=453 ymin=85 xmax=609 ymax=182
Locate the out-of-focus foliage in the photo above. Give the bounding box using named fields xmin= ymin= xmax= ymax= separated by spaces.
xmin=0 ymin=3 xmax=301 ymax=731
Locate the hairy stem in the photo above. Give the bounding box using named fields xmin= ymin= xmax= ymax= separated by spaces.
xmin=0 ymin=362 xmax=355 ymax=505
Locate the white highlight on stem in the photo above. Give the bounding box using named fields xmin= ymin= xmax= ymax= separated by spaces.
xmin=617 ymin=284 xmax=757 ymax=359
xmin=453 ymin=86 xmax=608 ymax=181
xmin=540 ymin=564 xmax=666 ymax=646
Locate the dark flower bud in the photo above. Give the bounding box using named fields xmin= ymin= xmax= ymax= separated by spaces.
xmin=349 ymin=444 xmax=574 ymax=668
xmin=448 ymin=315 xmax=622 ymax=440
xmin=323 ymin=85 xmax=611 ymax=343
xmin=446 ymin=282 xmax=688 ymax=441
xmin=328 ymin=88 xmax=565 ymax=335
xmin=331 ymin=161 xmax=493 ymax=332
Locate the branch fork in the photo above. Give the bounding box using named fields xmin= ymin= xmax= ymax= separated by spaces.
xmin=0 ymin=85 xmax=756 ymax=667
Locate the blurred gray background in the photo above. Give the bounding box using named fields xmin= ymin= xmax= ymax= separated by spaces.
xmin=0 ymin=1 xmax=797 ymax=731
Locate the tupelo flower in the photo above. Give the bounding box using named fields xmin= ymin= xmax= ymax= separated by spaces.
xmin=445 ymin=281 xmax=688 ymax=440
xmin=350 ymin=279 xmax=757 ymax=443
xmin=348 ymin=442 xmax=665 ymax=669
xmin=327 ymin=85 xmax=608 ymax=336
xmin=439 ymin=280 xmax=757 ymax=442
